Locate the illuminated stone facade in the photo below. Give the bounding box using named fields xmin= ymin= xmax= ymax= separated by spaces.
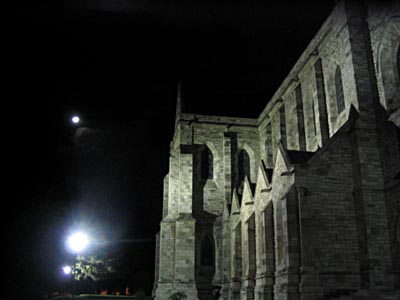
xmin=153 ymin=1 xmax=400 ymax=299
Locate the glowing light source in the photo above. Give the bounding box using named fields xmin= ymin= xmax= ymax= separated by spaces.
xmin=62 ymin=265 xmax=72 ymax=275
xmin=71 ymin=116 xmax=80 ymax=124
xmin=66 ymin=232 xmax=89 ymax=253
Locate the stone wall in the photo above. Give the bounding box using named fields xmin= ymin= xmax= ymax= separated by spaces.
xmin=367 ymin=7 xmax=400 ymax=282
xmin=296 ymin=122 xmax=361 ymax=293
xmin=154 ymin=1 xmax=400 ymax=299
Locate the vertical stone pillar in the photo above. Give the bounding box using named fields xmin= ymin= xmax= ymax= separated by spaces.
xmin=284 ymin=188 xmax=301 ymax=300
xmin=221 ymin=132 xmax=235 ymax=300
xmin=162 ymin=175 xmax=169 ymax=219
xmin=241 ymin=214 xmax=256 ymax=300
xmin=174 ymin=216 xmax=198 ymax=299
xmin=345 ymin=1 xmax=394 ymax=289
xmin=223 ymin=132 xmax=235 ymax=204
xmin=152 ymin=232 xmax=161 ymax=298
xmin=213 ymin=216 xmax=223 ymax=286
xmin=230 ymin=223 xmax=242 ymax=300
xmin=168 ymin=150 xmax=179 ymax=218
xmin=155 ymin=219 xmax=176 ymax=300
xmin=296 ymin=187 xmax=323 ymax=300
xmin=174 ymin=144 xmax=198 ymax=299
xmin=271 ymin=103 xmax=285 ymax=166
xmin=255 ymin=202 xmax=274 ymax=300
xmin=241 ymin=220 xmax=248 ymax=300
xmin=178 ymin=145 xmax=194 ymax=214
xmin=223 ymin=132 xmax=237 ymax=300
xmin=219 ymin=212 xmax=231 ymax=300
xmin=274 ymin=188 xmax=300 ymax=300
xmin=273 ymin=197 xmax=284 ymax=300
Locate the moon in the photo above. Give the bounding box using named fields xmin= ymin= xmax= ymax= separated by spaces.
xmin=72 ymin=116 xmax=80 ymax=124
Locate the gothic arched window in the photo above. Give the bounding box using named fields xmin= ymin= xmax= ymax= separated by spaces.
xmin=335 ymin=65 xmax=345 ymax=114
xmin=201 ymin=236 xmax=214 ymax=266
xmin=201 ymin=147 xmax=213 ymax=179
xmin=238 ymin=149 xmax=250 ymax=182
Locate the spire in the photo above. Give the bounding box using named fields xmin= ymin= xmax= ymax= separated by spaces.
xmin=176 ymin=80 xmax=184 ymax=114
xmin=175 ymin=80 xmax=184 ymax=129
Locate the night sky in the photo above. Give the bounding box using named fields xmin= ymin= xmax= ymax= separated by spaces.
xmin=7 ymin=1 xmax=334 ymax=299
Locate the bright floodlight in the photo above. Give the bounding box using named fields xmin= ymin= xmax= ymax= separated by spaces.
xmin=62 ymin=265 xmax=72 ymax=275
xmin=66 ymin=232 xmax=89 ymax=253
xmin=71 ymin=116 xmax=80 ymax=124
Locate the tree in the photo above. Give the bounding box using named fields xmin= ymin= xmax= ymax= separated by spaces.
xmin=74 ymin=255 xmax=117 ymax=281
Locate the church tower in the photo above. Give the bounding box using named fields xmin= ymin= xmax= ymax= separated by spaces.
xmin=154 ymin=82 xmax=260 ymax=300
xmin=154 ymin=81 xmax=198 ymax=299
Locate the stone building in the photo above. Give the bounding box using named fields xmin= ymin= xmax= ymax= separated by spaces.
xmin=153 ymin=1 xmax=400 ymax=299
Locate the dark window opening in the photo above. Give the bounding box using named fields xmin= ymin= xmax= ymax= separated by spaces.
xmin=201 ymin=147 xmax=213 ymax=179
xmin=335 ymin=65 xmax=345 ymax=114
xmin=311 ymin=99 xmax=317 ymax=135
xmin=201 ymin=236 xmax=214 ymax=266
xmin=238 ymin=150 xmax=250 ymax=182
xmin=265 ymin=123 xmax=273 ymax=168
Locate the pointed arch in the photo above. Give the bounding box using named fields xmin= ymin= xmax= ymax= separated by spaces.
xmin=201 ymin=146 xmax=213 ymax=179
xmin=375 ymin=18 xmax=400 ymax=111
xmin=238 ymin=149 xmax=251 ymax=183
xmin=335 ymin=65 xmax=345 ymax=114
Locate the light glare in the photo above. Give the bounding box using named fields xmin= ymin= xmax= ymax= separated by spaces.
xmin=72 ymin=116 xmax=80 ymax=124
xmin=62 ymin=265 xmax=72 ymax=275
xmin=66 ymin=232 xmax=89 ymax=253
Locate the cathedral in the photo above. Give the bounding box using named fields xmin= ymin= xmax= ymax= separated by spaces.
xmin=153 ymin=1 xmax=400 ymax=299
